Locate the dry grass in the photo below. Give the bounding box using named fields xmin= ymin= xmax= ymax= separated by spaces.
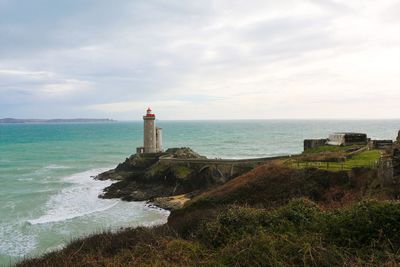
xmin=18 ymin=199 xmax=400 ymax=267
xmin=17 ymin=164 xmax=400 ymax=267
xmin=152 ymin=194 xmax=191 ymax=210
xmin=187 ymin=162 xmax=367 ymax=209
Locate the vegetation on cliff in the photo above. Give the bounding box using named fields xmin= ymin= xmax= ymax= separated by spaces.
xmin=18 ymin=159 xmax=400 ymax=266
xmin=18 ymin=199 xmax=400 ymax=266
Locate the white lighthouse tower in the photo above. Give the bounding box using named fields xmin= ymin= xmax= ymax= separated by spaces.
xmin=137 ymin=107 xmax=163 ymax=154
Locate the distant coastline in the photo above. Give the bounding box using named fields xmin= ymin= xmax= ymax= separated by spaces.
xmin=0 ymin=118 xmax=115 ymax=124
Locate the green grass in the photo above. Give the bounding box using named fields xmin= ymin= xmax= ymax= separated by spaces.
xmin=287 ymin=150 xmax=382 ymax=171
xmin=348 ymin=149 xmax=381 ymax=165
xmin=150 ymin=162 xmax=169 ymax=173
xmin=172 ymin=165 xmax=192 ymax=179
xmin=304 ymin=145 xmax=363 ymax=154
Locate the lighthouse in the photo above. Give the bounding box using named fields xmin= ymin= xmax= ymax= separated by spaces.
xmin=137 ymin=108 xmax=163 ymax=154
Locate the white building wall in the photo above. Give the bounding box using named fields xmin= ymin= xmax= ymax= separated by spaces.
xmin=156 ymin=128 xmax=163 ymax=152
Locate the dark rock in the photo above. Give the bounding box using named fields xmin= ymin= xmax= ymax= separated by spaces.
xmin=96 ymin=148 xmax=251 ymax=207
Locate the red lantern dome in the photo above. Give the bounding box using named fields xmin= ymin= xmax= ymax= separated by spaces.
xmin=146 ymin=107 xmax=155 ymax=117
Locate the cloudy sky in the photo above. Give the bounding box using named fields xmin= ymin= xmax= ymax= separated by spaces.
xmin=1 ymin=0 xmax=400 ymax=120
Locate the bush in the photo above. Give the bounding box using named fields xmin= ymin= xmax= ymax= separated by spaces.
xmin=197 ymin=199 xmax=320 ymax=248
xmin=323 ymin=200 xmax=400 ymax=249
xmin=271 ymin=198 xmax=321 ymax=230
xmin=210 ymin=232 xmax=345 ymax=267
xmin=197 ymin=205 xmax=273 ymax=247
xmin=18 ymin=199 xmax=400 ymax=267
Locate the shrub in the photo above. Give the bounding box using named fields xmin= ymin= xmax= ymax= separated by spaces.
xmin=197 ymin=199 xmax=321 ymax=248
xmin=197 ymin=205 xmax=272 ymax=248
xmin=323 ymin=200 xmax=400 ymax=249
xmin=210 ymin=232 xmax=345 ymax=267
xmin=18 ymin=199 xmax=400 ymax=266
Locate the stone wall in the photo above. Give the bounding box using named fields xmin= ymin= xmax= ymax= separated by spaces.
xmin=393 ymin=147 xmax=400 ymax=178
xmin=303 ymin=139 xmax=327 ymax=151
xmin=378 ymin=156 xmax=394 ymax=187
xmin=391 ymin=147 xmax=400 ymax=197
xmin=378 ymin=146 xmax=400 ymax=195
xmin=368 ymin=140 xmax=393 ymax=150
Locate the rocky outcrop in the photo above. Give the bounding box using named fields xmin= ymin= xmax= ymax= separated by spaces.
xmin=97 ymin=153 xmax=162 ymax=181
xmin=397 ymin=130 xmax=400 ymax=143
xmin=152 ymin=194 xmax=191 ymax=210
xmin=96 ymin=148 xmax=253 ymax=206
xmin=164 ymin=147 xmax=206 ymax=159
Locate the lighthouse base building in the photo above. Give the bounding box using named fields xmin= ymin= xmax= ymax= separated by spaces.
xmin=136 ymin=108 xmax=163 ymax=154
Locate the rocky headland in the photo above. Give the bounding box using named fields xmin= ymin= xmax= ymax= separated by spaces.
xmin=96 ymin=147 xmax=259 ymax=209
xmin=96 ymin=143 xmax=400 ymax=210
xmin=18 ymin=143 xmax=400 ymax=266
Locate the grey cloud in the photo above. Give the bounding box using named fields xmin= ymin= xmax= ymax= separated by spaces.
xmin=1 ymin=0 xmax=399 ymax=119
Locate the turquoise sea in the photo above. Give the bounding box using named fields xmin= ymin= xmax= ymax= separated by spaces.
xmin=1 ymin=120 xmax=400 ymax=265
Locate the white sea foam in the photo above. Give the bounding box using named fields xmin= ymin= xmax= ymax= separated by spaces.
xmin=44 ymin=164 xmax=70 ymax=170
xmin=27 ymin=168 xmax=118 ymax=225
xmin=8 ymin=167 xmax=169 ymax=263
xmin=17 ymin=177 xmax=33 ymax=181
xmin=32 ymin=164 xmax=70 ymax=175
xmin=0 ymin=223 xmax=37 ymax=257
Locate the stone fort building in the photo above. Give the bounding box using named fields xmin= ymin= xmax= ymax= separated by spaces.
xmin=326 ymin=133 xmax=368 ymax=146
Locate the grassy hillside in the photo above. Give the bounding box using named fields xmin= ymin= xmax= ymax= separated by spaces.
xmin=18 ymin=199 xmax=400 ymax=266
xmin=18 ymin=163 xmax=400 ymax=267
xmin=286 ymin=149 xmax=382 ymax=171
xmin=168 ymin=163 xmax=381 ymax=235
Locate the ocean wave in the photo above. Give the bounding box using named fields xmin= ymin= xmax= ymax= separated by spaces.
xmin=32 ymin=164 xmax=70 ymax=175
xmin=0 ymin=223 xmax=37 ymax=257
xmin=27 ymin=202 xmax=119 ymax=225
xmin=27 ymin=168 xmax=117 ymax=225
xmin=17 ymin=177 xmax=34 ymax=181
xmin=2 ymin=167 xmax=169 ymax=262
xmin=44 ymin=164 xmax=70 ymax=170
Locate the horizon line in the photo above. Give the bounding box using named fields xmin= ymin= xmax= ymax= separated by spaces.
xmin=3 ymin=117 xmax=400 ymax=122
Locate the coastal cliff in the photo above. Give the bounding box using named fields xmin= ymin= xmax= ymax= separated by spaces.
xmin=17 ymin=146 xmax=400 ymax=266
xmin=96 ymin=147 xmax=257 ymax=208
